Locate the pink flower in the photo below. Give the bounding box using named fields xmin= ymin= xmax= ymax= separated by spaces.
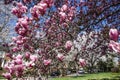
xmin=12 ymin=47 xmax=18 ymax=52
xmin=55 ymin=42 xmax=61 ymax=47
xmin=65 ymin=41 xmax=73 ymax=50
xmin=16 ymin=40 xmax=24 ymax=45
xmin=25 ymin=52 xmax=30 ymax=59
xmin=12 ymin=37 xmax=17 ymax=42
xmin=18 ymin=18 xmax=28 ymax=28
xmin=8 ymin=64 xmax=15 ymax=74
xmin=12 ymin=2 xmax=27 ymax=18
xmin=30 ymin=7 xmax=39 ymax=19
xmin=109 ymin=40 xmax=120 ymax=53
xmin=61 ymin=4 xmax=68 ymax=11
xmin=43 ymin=59 xmax=51 ymax=66
xmin=43 ymin=0 xmax=53 ymax=7
xmin=2 ymin=73 xmax=11 ymax=80
xmin=15 ymin=59 xmax=22 ymax=65
xmin=59 ymin=12 xmax=66 ymax=20
xmin=56 ymin=54 xmax=64 ymax=61
xmin=79 ymin=58 xmax=86 ymax=67
xmin=16 ymin=54 xmax=23 ymax=60
xmin=15 ymin=64 xmax=25 ymax=77
xmin=25 ymin=61 xmax=35 ymax=68
xmin=109 ymin=28 xmax=119 ymax=41
xmin=30 ymin=55 xmax=38 ymax=62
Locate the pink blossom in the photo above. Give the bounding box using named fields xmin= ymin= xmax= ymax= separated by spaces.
xmin=30 ymin=7 xmax=39 ymax=19
xmin=16 ymin=54 xmax=23 ymax=60
xmin=43 ymin=59 xmax=51 ymax=66
xmin=11 ymin=2 xmax=27 ymax=18
xmin=15 ymin=65 xmax=25 ymax=77
xmin=109 ymin=28 xmax=119 ymax=41
xmin=12 ymin=37 xmax=17 ymax=42
xmin=61 ymin=4 xmax=68 ymax=11
xmin=12 ymin=47 xmax=18 ymax=52
xmin=56 ymin=54 xmax=64 ymax=61
xmin=4 ymin=64 xmax=9 ymax=71
xmin=79 ymin=58 xmax=86 ymax=67
xmin=59 ymin=12 xmax=66 ymax=20
xmin=109 ymin=40 xmax=120 ymax=53
xmin=2 ymin=73 xmax=11 ymax=80
xmin=43 ymin=0 xmax=53 ymax=7
xmin=65 ymin=41 xmax=73 ymax=50
xmin=15 ymin=65 xmax=24 ymax=72
xmin=8 ymin=64 xmax=15 ymax=74
xmin=15 ymin=59 xmax=22 ymax=65
xmin=55 ymin=42 xmax=61 ymax=47
xmin=18 ymin=18 xmax=28 ymax=28
xmin=30 ymin=55 xmax=38 ymax=62
xmin=16 ymin=40 xmax=24 ymax=45
xmin=25 ymin=61 xmax=35 ymax=68
xmin=25 ymin=52 xmax=30 ymax=59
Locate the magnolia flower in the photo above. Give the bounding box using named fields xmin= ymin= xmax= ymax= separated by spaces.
xmin=56 ymin=54 xmax=64 ymax=61
xmin=14 ymin=59 xmax=22 ymax=65
xmin=30 ymin=55 xmax=38 ymax=62
xmin=79 ymin=58 xmax=86 ymax=67
xmin=109 ymin=40 xmax=120 ymax=53
xmin=109 ymin=28 xmax=119 ymax=41
xmin=59 ymin=12 xmax=66 ymax=20
xmin=8 ymin=64 xmax=15 ymax=74
xmin=12 ymin=47 xmax=18 ymax=52
xmin=27 ymin=61 xmax=35 ymax=68
xmin=2 ymin=73 xmax=11 ymax=80
xmin=65 ymin=41 xmax=73 ymax=50
xmin=16 ymin=54 xmax=23 ymax=60
xmin=12 ymin=2 xmax=27 ymax=18
xmin=43 ymin=59 xmax=51 ymax=66
xmin=25 ymin=52 xmax=30 ymax=59
xmin=43 ymin=0 xmax=53 ymax=7
xmin=61 ymin=4 xmax=68 ymax=11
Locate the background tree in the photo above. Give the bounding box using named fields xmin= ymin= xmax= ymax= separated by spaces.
xmin=67 ymin=27 xmax=110 ymax=73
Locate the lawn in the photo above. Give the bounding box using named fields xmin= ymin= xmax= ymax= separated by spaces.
xmin=0 ymin=72 xmax=120 ymax=80
xmin=52 ymin=72 xmax=120 ymax=80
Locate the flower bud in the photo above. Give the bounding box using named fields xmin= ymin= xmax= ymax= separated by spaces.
xmin=56 ymin=54 xmax=64 ymax=61
xmin=43 ymin=59 xmax=51 ymax=66
xmin=65 ymin=41 xmax=73 ymax=50
xmin=109 ymin=28 xmax=119 ymax=41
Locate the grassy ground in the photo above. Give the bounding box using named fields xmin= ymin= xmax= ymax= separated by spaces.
xmin=52 ymin=72 xmax=120 ymax=80
xmin=0 ymin=72 xmax=120 ymax=80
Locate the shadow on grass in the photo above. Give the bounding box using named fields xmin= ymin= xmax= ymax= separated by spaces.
xmin=70 ymin=75 xmax=86 ymax=78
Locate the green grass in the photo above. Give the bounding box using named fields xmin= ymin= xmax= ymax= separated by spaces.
xmin=0 ymin=72 xmax=120 ymax=80
xmin=52 ymin=72 xmax=120 ymax=80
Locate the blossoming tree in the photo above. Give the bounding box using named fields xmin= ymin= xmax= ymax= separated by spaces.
xmin=2 ymin=0 xmax=120 ymax=80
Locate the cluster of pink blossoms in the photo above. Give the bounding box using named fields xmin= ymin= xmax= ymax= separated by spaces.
xmin=109 ymin=28 xmax=120 ymax=53
xmin=3 ymin=54 xmax=38 ymax=80
xmin=12 ymin=2 xmax=27 ymax=18
xmin=30 ymin=0 xmax=53 ymax=19
xmin=15 ymin=17 xmax=32 ymax=36
xmin=58 ymin=4 xmax=75 ymax=22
